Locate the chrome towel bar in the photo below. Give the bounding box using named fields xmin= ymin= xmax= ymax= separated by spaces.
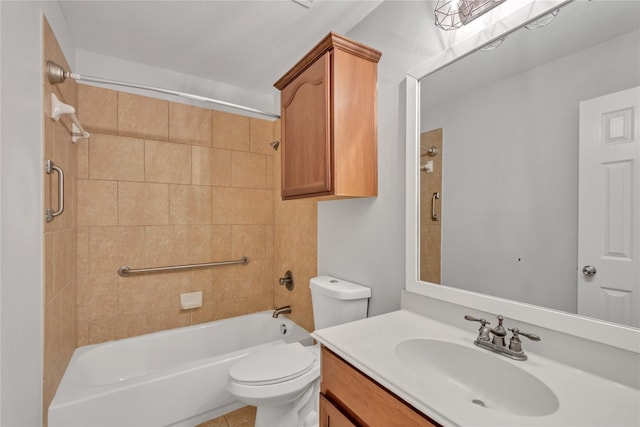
xmin=45 ymin=160 xmax=64 ymax=222
xmin=118 ymin=256 xmax=250 ymax=277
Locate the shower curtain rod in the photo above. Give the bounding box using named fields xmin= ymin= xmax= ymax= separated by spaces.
xmin=46 ymin=61 xmax=280 ymax=120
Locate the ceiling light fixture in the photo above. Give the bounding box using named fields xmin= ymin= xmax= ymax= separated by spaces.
xmin=291 ymin=0 xmax=314 ymax=8
xmin=524 ymin=9 xmax=559 ymax=30
xmin=434 ymin=0 xmax=507 ymax=31
xmin=480 ymin=36 xmax=506 ymax=51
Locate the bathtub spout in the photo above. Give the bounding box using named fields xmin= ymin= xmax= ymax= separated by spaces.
xmin=272 ymin=305 xmax=292 ymax=318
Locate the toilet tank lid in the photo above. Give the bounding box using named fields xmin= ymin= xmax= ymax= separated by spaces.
xmin=310 ymin=276 xmax=371 ymax=300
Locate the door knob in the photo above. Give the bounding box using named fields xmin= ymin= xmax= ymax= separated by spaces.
xmin=582 ymin=265 xmax=597 ymax=276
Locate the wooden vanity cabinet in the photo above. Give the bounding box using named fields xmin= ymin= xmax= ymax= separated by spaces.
xmin=319 ymin=346 xmax=440 ymax=427
xmin=274 ymin=33 xmax=381 ymax=200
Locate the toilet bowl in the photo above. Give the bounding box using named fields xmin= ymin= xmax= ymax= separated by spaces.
xmin=227 ymin=276 xmax=371 ymax=427
xmin=228 ymin=343 xmax=320 ymax=427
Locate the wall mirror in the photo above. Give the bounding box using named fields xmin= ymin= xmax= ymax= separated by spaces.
xmin=406 ymin=0 xmax=639 ymax=350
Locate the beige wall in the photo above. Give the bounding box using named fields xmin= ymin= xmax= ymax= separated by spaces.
xmin=43 ymin=19 xmax=79 ymax=424
xmin=74 ymin=86 xmax=317 ymax=345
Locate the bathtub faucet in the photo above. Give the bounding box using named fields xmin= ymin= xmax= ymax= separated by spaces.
xmin=272 ymin=305 xmax=292 ymax=318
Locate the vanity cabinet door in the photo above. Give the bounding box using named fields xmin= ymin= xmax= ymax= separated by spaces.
xmin=274 ymin=32 xmax=381 ymax=200
xmin=320 ymin=346 xmax=439 ymax=427
xmin=320 ymin=394 xmax=357 ymax=427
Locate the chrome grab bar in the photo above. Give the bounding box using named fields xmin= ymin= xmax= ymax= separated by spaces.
xmin=45 ymin=160 xmax=64 ymax=222
xmin=118 ymin=256 xmax=250 ymax=277
xmin=431 ymin=191 xmax=440 ymax=221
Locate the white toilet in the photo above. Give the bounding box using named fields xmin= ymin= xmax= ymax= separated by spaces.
xmin=227 ymin=276 xmax=371 ymax=427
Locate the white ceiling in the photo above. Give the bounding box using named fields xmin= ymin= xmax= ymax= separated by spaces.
xmin=58 ymin=0 xmax=384 ymax=95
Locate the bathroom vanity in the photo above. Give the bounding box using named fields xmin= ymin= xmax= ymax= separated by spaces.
xmin=319 ymin=346 xmax=436 ymax=427
xmin=312 ymin=309 xmax=640 ymax=427
xmin=274 ymin=33 xmax=381 ymax=200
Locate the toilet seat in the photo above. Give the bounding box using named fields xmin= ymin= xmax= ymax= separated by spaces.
xmin=229 ymin=343 xmax=316 ymax=386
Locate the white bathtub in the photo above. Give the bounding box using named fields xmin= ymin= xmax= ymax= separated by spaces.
xmin=49 ymin=310 xmax=311 ymax=427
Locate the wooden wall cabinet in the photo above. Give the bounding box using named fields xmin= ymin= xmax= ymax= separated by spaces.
xmin=319 ymin=346 xmax=440 ymax=427
xmin=274 ymin=33 xmax=381 ymax=200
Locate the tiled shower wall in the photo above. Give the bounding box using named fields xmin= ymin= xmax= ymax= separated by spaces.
xmin=42 ymin=18 xmax=317 ymax=425
xmin=75 ymin=85 xmax=279 ymax=345
xmin=43 ymin=19 xmax=78 ymax=423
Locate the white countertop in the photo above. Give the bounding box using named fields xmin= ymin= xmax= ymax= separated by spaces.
xmin=312 ymin=309 xmax=640 ymax=427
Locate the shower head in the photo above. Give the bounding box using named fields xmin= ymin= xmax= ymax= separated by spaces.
xmin=270 ymin=140 xmax=281 ymax=151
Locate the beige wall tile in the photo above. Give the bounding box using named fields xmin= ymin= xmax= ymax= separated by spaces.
xmin=232 ymin=292 xmax=273 ymax=317
xmin=144 ymin=225 xmax=232 ymax=267
xmin=232 ymin=151 xmax=268 ymax=189
xmin=250 ymin=118 xmax=275 ymax=155
xmin=190 ymin=225 xmax=233 ymax=263
xmin=144 ymin=309 xmax=191 ymax=334
xmin=77 ymin=321 xmax=90 ymax=347
xmin=78 ymin=84 xmax=118 ymax=134
xmin=232 ymin=225 xmax=268 ymax=261
xmin=274 ymin=197 xmax=317 ymax=225
xmin=67 ymin=227 xmax=78 ymax=283
xmin=89 ymin=226 xmax=144 ymax=273
xmin=170 ymin=185 xmax=213 ymax=224
xmin=212 ymin=188 xmax=273 ymax=224
xmin=43 ymin=296 xmax=61 ymax=378
xmin=77 ymin=273 xmax=118 ymax=322
xmin=78 ymin=179 xmax=118 ymax=226
xmin=118 ymin=181 xmax=169 ymax=226
xmin=89 ymin=133 xmax=144 ymax=181
xmin=169 ymin=102 xmax=212 ymax=146
xmin=118 ymin=92 xmax=168 ymax=140
xmin=192 ymin=146 xmax=232 ymax=187
xmin=226 ymin=259 xmax=272 ymax=299
xmin=44 ymin=233 xmax=55 ymax=305
xmin=145 ymin=140 xmax=191 ymax=184
xmin=89 ymin=314 xmax=146 ymax=344
xmin=117 ymin=275 xmax=175 ymax=315
xmin=191 ymin=290 xmax=235 ymax=325
xmin=53 ymin=230 xmax=69 ymax=295
xmin=266 ymin=156 xmax=274 ymax=189
xmin=77 ymin=139 xmax=88 ymax=179
xmin=212 ymin=110 xmax=250 ymax=151
xmin=77 ymin=227 xmax=89 ymax=275
xmin=44 ymin=21 xmax=79 ymax=425
xmin=60 ymin=281 xmax=77 ymax=358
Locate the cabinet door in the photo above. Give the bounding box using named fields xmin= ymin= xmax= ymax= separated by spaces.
xmin=280 ymin=52 xmax=332 ymax=199
xmin=320 ymin=394 xmax=357 ymax=427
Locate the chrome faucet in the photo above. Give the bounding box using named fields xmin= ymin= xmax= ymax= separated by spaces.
xmin=272 ymin=305 xmax=292 ymax=318
xmin=465 ymin=314 xmax=540 ymax=361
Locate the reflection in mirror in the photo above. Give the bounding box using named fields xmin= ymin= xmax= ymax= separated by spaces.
xmin=419 ymin=0 xmax=639 ymax=328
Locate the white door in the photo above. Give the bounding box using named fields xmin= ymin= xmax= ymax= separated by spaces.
xmin=578 ymin=86 xmax=640 ymax=327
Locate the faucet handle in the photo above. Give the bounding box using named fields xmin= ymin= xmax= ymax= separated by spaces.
xmin=509 ymin=328 xmax=541 ymax=342
xmin=464 ymin=315 xmax=490 ymax=326
xmin=464 ymin=315 xmax=491 ymax=342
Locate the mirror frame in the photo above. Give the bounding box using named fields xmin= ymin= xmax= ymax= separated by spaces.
xmin=404 ymin=0 xmax=639 ymax=353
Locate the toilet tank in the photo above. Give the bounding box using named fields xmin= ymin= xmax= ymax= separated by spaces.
xmin=310 ymin=276 xmax=371 ymax=330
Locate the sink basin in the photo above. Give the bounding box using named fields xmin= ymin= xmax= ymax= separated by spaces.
xmin=395 ymin=339 xmax=559 ymax=417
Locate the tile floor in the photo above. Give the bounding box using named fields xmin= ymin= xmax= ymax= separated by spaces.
xmin=197 ymin=406 xmax=256 ymax=427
